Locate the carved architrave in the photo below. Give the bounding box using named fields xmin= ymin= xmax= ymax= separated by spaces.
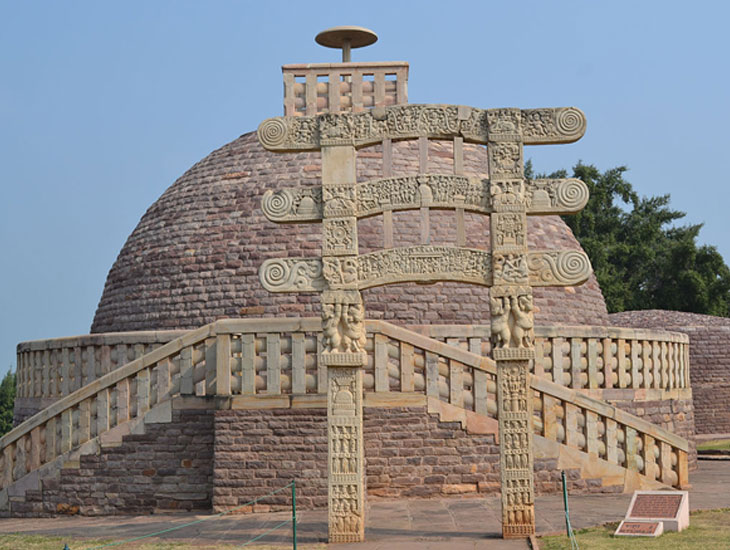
xmin=357 ymin=174 xmax=489 ymax=215
xmin=257 ymin=105 xmax=586 ymax=152
xmin=358 ymin=245 xmax=492 ymax=289
xmin=328 ymin=366 xmax=364 ymax=543
xmin=262 ymin=177 xmax=589 ymax=223
xmin=260 ymin=249 xmax=589 ymax=292
xmin=259 ymin=258 xmax=325 ymax=292
xmin=526 ymin=179 xmax=589 ymax=214
xmin=261 ymin=187 xmax=322 ymax=222
xmin=527 ymin=250 xmax=593 ymax=286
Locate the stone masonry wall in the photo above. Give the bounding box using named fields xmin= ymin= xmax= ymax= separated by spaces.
xmin=212 ymin=407 xmax=591 ymax=514
xmin=17 ymin=408 xmax=214 ymax=517
xmin=610 ymin=310 xmax=730 ymax=435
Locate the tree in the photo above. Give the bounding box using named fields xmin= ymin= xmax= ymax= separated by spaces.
xmin=0 ymin=370 xmax=16 ymax=436
xmin=526 ymin=161 xmax=730 ymax=315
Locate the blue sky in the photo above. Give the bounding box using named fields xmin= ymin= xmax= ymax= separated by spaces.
xmin=1 ymin=1 xmax=729 ymax=375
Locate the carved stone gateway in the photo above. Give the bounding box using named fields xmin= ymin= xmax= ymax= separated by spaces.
xmin=257 ymin=103 xmax=590 ymax=540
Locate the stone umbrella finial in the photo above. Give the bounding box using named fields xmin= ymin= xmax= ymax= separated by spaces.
xmin=315 ymin=26 xmax=378 ymax=62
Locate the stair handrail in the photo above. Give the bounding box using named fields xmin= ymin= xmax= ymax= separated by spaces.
xmin=368 ymin=320 xmax=689 ymax=453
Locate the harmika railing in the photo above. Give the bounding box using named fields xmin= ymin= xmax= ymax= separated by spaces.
xmin=3 ymin=319 xmax=689 ymax=494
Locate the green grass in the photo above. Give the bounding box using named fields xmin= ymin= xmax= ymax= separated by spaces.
xmin=0 ymin=534 xmax=326 ymax=550
xmin=539 ymin=509 xmax=730 ymax=550
xmin=696 ymin=439 xmax=730 ymax=452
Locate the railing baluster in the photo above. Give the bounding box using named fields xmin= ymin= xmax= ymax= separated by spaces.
xmin=449 ymin=360 xmax=463 ymax=408
xmin=60 ymin=409 xmax=72 ymax=454
xmin=374 ymin=334 xmax=389 ymax=392
xmin=570 ymin=338 xmax=581 ymax=389
xmin=587 ymin=338 xmax=598 ymax=389
xmin=642 ymin=341 xmax=651 ymax=390
xmin=216 ymin=334 xmax=232 ymax=396
xmin=606 ymin=418 xmax=618 ymax=464
xmin=552 ymin=337 xmax=564 ymax=385
xmin=602 ymin=337 xmax=613 ymax=389
xmin=205 ymin=337 xmax=217 ymax=396
xmin=292 ymin=333 xmax=306 ymax=394
xmin=425 ymin=351 xmax=439 ymax=398
xmin=617 ymin=338 xmax=627 ymax=388
xmin=266 ymin=333 xmax=282 ymax=395
xmin=630 ymin=340 xmax=641 ymax=389
xmin=659 ymin=441 xmax=672 ymax=485
xmin=565 ymin=403 xmax=579 ymax=448
xmin=625 ymin=427 xmax=638 ymax=471
xmin=96 ymin=389 xmax=109 ymax=435
xmin=242 ymin=333 xmax=256 ymax=394
xmin=116 ymin=379 xmax=130 ymax=424
xmin=78 ymin=398 xmax=91 ymax=444
xmin=400 ymin=342 xmax=414 ymax=392
xmin=180 ymin=346 xmax=194 ymax=395
xmin=136 ymin=369 xmax=150 ymax=415
xmin=643 ymin=434 xmax=655 ymax=479
xmin=30 ymin=427 xmax=41 ymax=471
xmin=586 ymin=411 xmax=598 ymax=455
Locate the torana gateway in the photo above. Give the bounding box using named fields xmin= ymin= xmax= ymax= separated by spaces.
xmin=2 ymin=28 xmax=703 ymax=542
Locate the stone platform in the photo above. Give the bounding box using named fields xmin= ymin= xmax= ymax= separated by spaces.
xmin=0 ymin=461 xmax=726 ymax=549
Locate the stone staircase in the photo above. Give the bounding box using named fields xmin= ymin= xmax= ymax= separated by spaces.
xmin=1 ymin=318 xmax=690 ymax=516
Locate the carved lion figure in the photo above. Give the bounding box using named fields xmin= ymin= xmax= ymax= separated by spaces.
xmin=342 ymin=303 xmax=367 ymax=352
xmin=490 ymin=296 xmax=511 ymax=348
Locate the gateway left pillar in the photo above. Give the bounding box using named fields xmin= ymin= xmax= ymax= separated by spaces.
xmin=319 ymin=144 xmax=366 ymax=543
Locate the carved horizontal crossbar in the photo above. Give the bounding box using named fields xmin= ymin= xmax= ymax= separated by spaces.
xmin=259 ymin=247 xmax=592 ymax=292
xmin=262 ymin=177 xmax=589 ymax=222
xmin=257 ymin=104 xmax=587 ymax=152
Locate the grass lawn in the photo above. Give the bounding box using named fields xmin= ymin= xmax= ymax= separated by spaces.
xmin=0 ymin=534 xmax=326 ymax=550
xmin=539 ymin=509 xmax=730 ymax=550
xmin=696 ymin=439 xmax=730 ymax=452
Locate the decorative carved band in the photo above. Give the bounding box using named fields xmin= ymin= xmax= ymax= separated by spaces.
xmin=358 ymin=245 xmax=492 ymax=288
xmin=527 ymin=250 xmax=592 ymax=286
xmin=260 ymin=249 xmax=591 ymax=292
xmin=261 ymin=187 xmax=322 ymax=222
xmin=257 ymin=105 xmax=586 ymax=152
xmin=262 ymin=177 xmax=589 ymax=222
xmin=259 ymin=258 xmax=326 ymax=292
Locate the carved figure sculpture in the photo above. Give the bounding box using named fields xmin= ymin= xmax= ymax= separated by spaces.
xmin=322 ymin=303 xmax=342 ymax=352
xmin=510 ymin=294 xmax=534 ymax=348
xmin=491 ymin=296 xmax=511 ymax=348
xmin=342 ymin=303 xmax=367 ymax=352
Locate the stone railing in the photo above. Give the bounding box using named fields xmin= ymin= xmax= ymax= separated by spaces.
xmin=409 ymin=325 xmax=690 ymax=392
xmin=282 ymin=61 xmax=408 ymax=116
xmin=15 ymin=331 xmax=185 ymax=400
xmin=16 ymin=323 xmax=690 ymax=404
xmin=363 ymin=321 xmax=689 ymax=488
xmin=4 ymin=318 xmax=688 ymax=493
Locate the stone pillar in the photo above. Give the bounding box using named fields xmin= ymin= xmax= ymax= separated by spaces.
xmin=487 ymin=109 xmax=536 ymax=538
xmin=320 ymin=143 xmax=366 ymax=543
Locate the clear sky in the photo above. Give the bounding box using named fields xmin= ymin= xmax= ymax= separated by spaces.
xmin=1 ymin=1 xmax=729 ymax=375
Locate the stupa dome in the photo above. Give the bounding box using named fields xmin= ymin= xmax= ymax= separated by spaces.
xmin=91 ymin=131 xmax=609 ymax=333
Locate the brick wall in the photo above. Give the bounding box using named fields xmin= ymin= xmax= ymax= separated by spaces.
xmin=211 ymin=406 xmax=591 ymax=514
xmin=17 ymin=408 xmax=214 ymax=517
xmin=610 ymin=310 xmax=730 ymax=435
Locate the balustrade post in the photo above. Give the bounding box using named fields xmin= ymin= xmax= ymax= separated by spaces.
xmin=216 ymin=334 xmax=232 ymax=396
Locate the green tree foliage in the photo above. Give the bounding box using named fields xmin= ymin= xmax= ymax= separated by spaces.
xmin=0 ymin=370 xmax=16 ymax=436
xmin=526 ymin=161 xmax=730 ymax=315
